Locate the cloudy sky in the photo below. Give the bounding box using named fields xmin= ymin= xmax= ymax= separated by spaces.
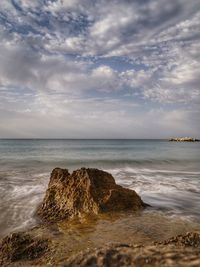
xmin=0 ymin=0 xmax=200 ymax=138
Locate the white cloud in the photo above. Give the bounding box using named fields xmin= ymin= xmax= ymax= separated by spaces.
xmin=0 ymin=0 xmax=200 ymax=137
xmin=0 ymin=97 xmax=199 ymax=138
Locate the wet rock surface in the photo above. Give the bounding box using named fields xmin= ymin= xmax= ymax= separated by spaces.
xmin=1 ymin=231 xmax=200 ymax=266
xmin=37 ymin=168 xmax=147 ymax=222
xmin=156 ymin=232 xmax=200 ymax=247
xmin=65 ymin=232 xmax=200 ymax=267
xmin=0 ymin=225 xmax=199 ymax=266
xmin=0 ymin=232 xmax=48 ymax=266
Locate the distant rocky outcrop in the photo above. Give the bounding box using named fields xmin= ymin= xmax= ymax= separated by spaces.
xmin=169 ymin=137 xmax=200 ymax=142
xmin=37 ymin=168 xmax=147 ymax=222
xmin=65 ymin=232 xmax=200 ymax=267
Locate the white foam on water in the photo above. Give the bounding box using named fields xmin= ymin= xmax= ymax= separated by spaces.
xmin=10 ymin=184 xmax=45 ymax=197
xmin=106 ymin=166 xmax=200 ymax=175
xmin=0 ymin=171 xmax=49 ymax=238
xmin=106 ymin=166 xmax=200 ymax=222
xmin=108 ymin=167 xmax=200 ymax=192
xmin=0 ymin=166 xmax=200 ymax=237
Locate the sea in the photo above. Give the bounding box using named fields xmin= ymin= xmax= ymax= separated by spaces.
xmin=0 ymin=139 xmax=200 ymax=238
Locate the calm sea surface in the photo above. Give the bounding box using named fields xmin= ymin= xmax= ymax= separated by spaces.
xmin=0 ymin=139 xmax=200 ymax=238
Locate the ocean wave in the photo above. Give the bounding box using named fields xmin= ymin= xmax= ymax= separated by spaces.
xmin=0 ymin=163 xmax=200 ymax=238
xmin=1 ymin=158 xmax=200 ymax=166
xmin=105 ymin=166 xmax=200 ymax=175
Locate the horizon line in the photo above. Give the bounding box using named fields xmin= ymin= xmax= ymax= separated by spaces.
xmin=0 ymin=138 xmax=175 ymax=140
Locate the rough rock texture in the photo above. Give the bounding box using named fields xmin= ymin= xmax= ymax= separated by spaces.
xmin=37 ymin=168 xmax=147 ymax=222
xmin=156 ymin=232 xmax=200 ymax=247
xmin=65 ymin=232 xmax=200 ymax=267
xmin=0 ymin=230 xmax=200 ymax=266
xmin=0 ymin=232 xmax=48 ymax=265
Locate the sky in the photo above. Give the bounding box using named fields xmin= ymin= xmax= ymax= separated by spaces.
xmin=0 ymin=0 xmax=200 ymax=139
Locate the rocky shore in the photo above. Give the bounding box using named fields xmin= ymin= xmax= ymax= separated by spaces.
xmin=169 ymin=137 xmax=200 ymax=142
xmin=0 ymin=168 xmax=199 ymax=266
xmin=66 ymin=232 xmax=200 ymax=267
xmin=1 ymin=229 xmax=200 ymax=267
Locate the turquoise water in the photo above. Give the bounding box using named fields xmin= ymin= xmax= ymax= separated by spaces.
xmin=0 ymin=139 xmax=200 ymax=237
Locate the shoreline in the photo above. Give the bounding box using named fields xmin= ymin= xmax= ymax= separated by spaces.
xmin=0 ymin=167 xmax=200 ymax=266
xmin=0 ymin=208 xmax=200 ymax=266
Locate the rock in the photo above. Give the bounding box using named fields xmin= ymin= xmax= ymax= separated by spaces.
xmin=65 ymin=233 xmax=200 ymax=267
xmin=0 ymin=232 xmax=48 ymax=265
xmin=169 ymin=137 xmax=200 ymax=142
xmin=1 ymin=228 xmax=199 ymax=267
xmin=156 ymin=232 xmax=200 ymax=247
xmin=37 ymin=168 xmax=147 ymax=222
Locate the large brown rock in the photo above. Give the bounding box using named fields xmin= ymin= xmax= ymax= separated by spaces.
xmin=37 ymin=168 xmax=147 ymax=222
